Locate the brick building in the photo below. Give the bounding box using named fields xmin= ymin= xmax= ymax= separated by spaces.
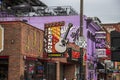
xmin=0 ymin=21 xmax=81 ymax=80
xmin=102 ymin=22 xmax=120 ymax=80
xmin=0 ymin=21 xmax=44 ymax=80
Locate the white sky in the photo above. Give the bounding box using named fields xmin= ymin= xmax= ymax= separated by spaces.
xmin=40 ymin=0 xmax=120 ymax=23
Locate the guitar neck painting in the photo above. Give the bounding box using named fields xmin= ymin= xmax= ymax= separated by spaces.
xmin=55 ymin=23 xmax=73 ymax=53
xmin=63 ymin=23 xmax=73 ymax=40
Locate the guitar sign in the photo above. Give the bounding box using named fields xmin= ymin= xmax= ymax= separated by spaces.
xmin=55 ymin=23 xmax=73 ymax=53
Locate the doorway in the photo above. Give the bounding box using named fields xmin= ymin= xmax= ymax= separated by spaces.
xmin=0 ymin=58 xmax=8 ymax=80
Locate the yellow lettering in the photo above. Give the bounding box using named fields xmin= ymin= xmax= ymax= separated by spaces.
xmin=48 ymin=54 xmax=62 ymax=57
xmin=33 ymin=31 xmax=36 ymax=47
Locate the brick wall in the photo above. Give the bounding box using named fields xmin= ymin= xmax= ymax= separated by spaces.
xmin=102 ymin=23 xmax=120 ymax=45
xmin=20 ymin=22 xmax=44 ymax=57
xmin=64 ymin=64 xmax=76 ymax=80
xmin=0 ymin=21 xmax=44 ymax=80
xmin=0 ymin=22 xmax=21 ymax=56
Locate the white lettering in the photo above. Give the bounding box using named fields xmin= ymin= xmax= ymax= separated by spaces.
xmin=48 ymin=41 xmax=52 ymax=45
xmin=48 ymin=35 xmax=52 ymax=38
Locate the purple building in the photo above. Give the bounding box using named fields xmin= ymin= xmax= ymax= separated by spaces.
xmin=0 ymin=15 xmax=102 ymax=80
xmin=86 ymin=17 xmax=102 ymax=80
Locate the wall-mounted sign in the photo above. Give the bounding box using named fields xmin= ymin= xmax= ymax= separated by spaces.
xmin=95 ymin=38 xmax=106 ymax=49
xmin=95 ymin=31 xmax=106 ymax=38
xmin=44 ymin=21 xmax=66 ymax=57
xmin=95 ymin=31 xmax=106 ymax=49
xmin=67 ymin=48 xmax=80 ymax=61
xmin=0 ymin=25 xmax=4 ymax=52
xmin=96 ymin=49 xmax=107 ymax=57
xmin=72 ymin=50 xmax=80 ymax=59
xmin=95 ymin=31 xmax=107 ymax=58
xmin=44 ymin=21 xmax=64 ymax=53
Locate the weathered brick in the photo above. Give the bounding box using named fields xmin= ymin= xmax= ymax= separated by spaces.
xmin=0 ymin=21 xmax=44 ymax=80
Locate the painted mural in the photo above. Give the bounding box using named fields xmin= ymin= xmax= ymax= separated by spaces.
xmin=0 ymin=16 xmax=88 ymax=59
xmin=0 ymin=16 xmax=87 ymax=42
xmin=0 ymin=25 xmax=4 ymax=52
xmin=44 ymin=21 xmax=79 ymax=57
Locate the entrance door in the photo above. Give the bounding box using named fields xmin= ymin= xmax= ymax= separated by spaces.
xmin=0 ymin=58 xmax=8 ymax=80
xmin=46 ymin=63 xmax=56 ymax=80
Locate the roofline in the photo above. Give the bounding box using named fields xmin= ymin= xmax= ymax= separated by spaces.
xmin=101 ymin=22 xmax=120 ymax=25
xmin=0 ymin=21 xmax=44 ymax=32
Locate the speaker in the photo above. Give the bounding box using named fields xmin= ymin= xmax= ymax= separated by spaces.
xmin=111 ymin=51 xmax=120 ymax=61
xmin=111 ymin=31 xmax=120 ymax=50
xmin=111 ymin=31 xmax=120 ymax=61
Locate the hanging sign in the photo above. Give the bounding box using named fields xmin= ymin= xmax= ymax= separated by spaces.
xmin=95 ymin=31 xmax=106 ymax=49
xmin=95 ymin=31 xmax=107 ymax=57
xmin=96 ymin=49 xmax=107 ymax=57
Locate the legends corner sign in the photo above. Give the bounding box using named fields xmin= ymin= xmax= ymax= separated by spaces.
xmin=0 ymin=25 xmax=4 ymax=52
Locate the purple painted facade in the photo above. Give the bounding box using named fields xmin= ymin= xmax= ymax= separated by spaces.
xmin=86 ymin=20 xmax=101 ymax=80
xmin=0 ymin=16 xmax=87 ymax=43
xmin=0 ymin=15 xmax=101 ymax=80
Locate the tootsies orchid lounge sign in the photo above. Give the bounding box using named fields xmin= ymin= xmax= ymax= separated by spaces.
xmin=95 ymin=31 xmax=106 ymax=58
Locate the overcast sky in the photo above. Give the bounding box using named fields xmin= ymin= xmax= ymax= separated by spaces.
xmin=40 ymin=0 xmax=120 ymax=23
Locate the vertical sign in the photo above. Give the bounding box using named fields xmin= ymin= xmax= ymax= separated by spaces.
xmin=0 ymin=25 xmax=4 ymax=52
xmin=44 ymin=21 xmax=65 ymax=57
xmin=95 ymin=31 xmax=106 ymax=58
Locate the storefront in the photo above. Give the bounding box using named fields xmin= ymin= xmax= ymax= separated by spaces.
xmin=24 ymin=57 xmax=56 ymax=80
xmin=0 ymin=21 xmax=45 ymax=80
xmin=0 ymin=20 xmax=82 ymax=80
xmin=24 ymin=57 xmax=37 ymax=80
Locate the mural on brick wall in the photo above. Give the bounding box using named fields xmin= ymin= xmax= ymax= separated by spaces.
xmin=0 ymin=25 xmax=4 ymax=52
xmin=24 ymin=26 xmax=43 ymax=57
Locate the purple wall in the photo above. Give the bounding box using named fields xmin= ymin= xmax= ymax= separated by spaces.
xmin=0 ymin=15 xmax=88 ymax=43
xmin=0 ymin=15 xmax=101 ymax=80
xmin=86 ymin=21 xmax=101 ymax=80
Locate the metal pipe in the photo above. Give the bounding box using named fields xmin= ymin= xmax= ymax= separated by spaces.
xmin=80 ymin=0 xmax=83 ymax=36
xmin=79 ymin=0 xmax=84 ymax=80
